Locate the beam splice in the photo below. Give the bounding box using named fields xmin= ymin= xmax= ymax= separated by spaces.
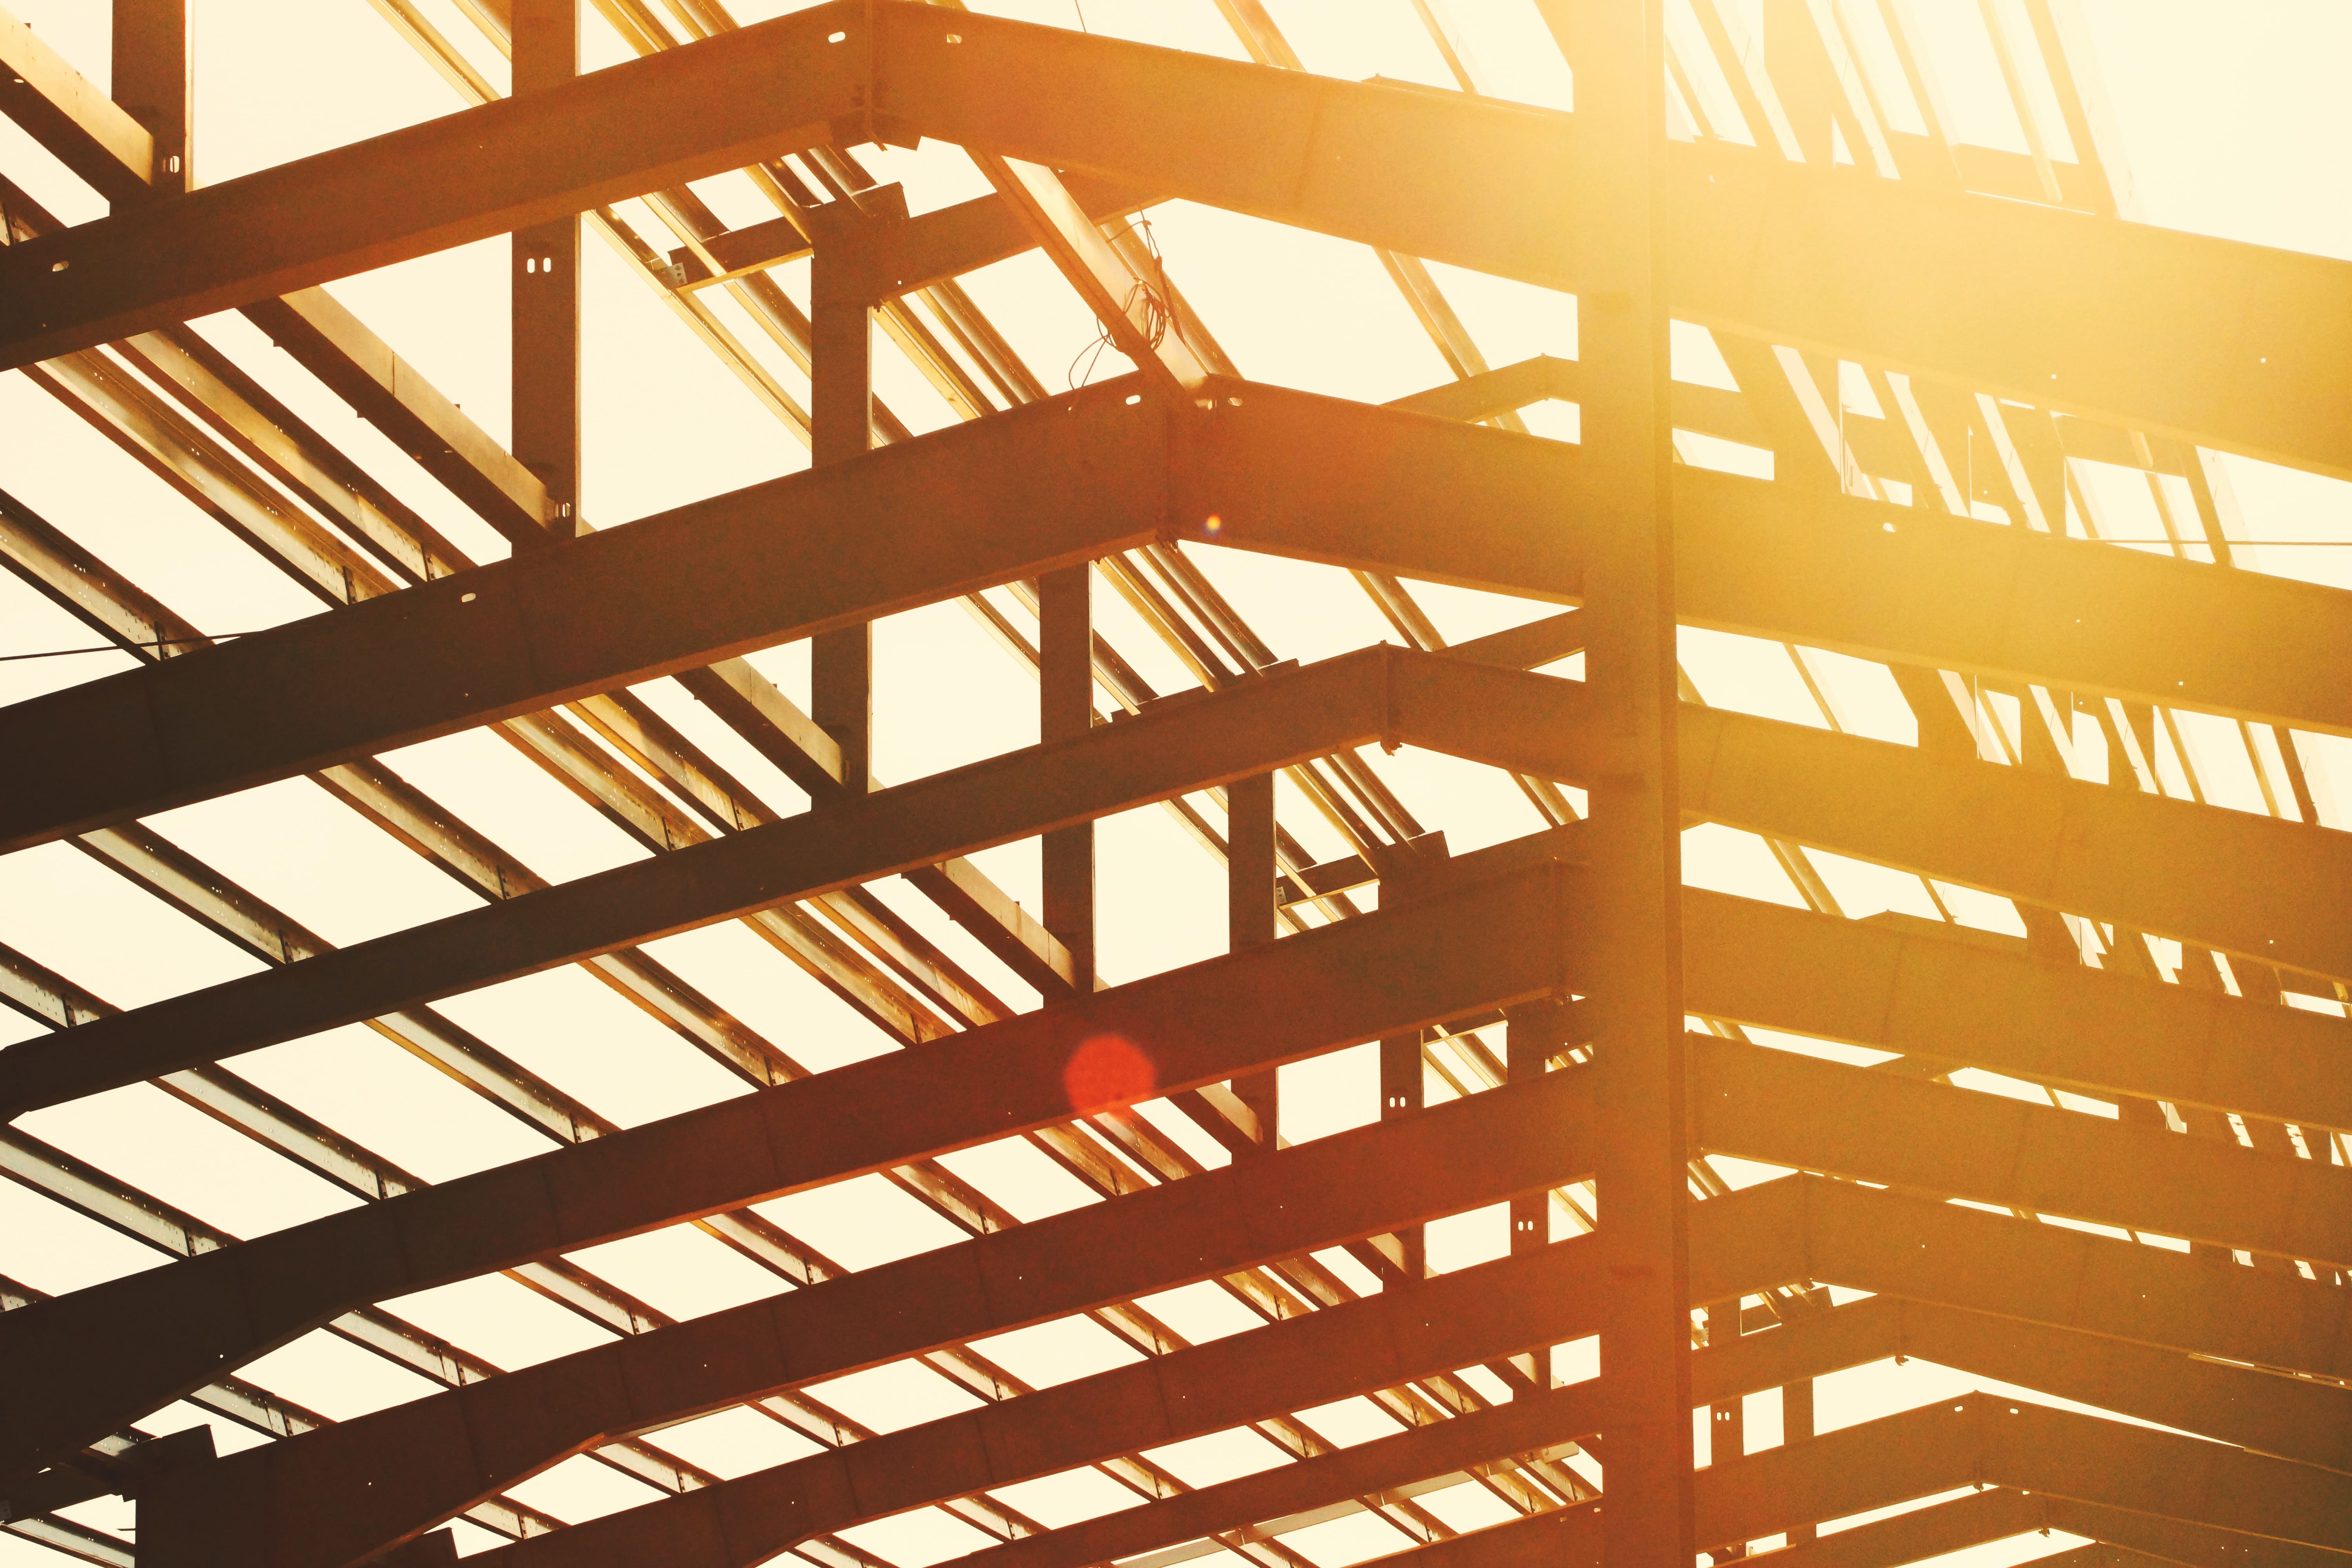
xmin=0 ymin=862 xmax=1576 ymax=1487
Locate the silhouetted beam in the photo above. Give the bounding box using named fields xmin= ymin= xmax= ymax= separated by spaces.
xmin=265 ymin=1375 xmax=2352 ymax=1568
xmin=9 ymin=4 xmax=2343 ymax=475
xmin=229 ymin=1241 xmax=1609 ymax=1568
xmin=1192 ymin=384 xmax=2352 ymax=740
xmin=0 ymin=374 xmax=1163 ymax=854
xmin=1729 ymin=1395 xmax=2352 ymax=1553
xmin=1352 ymin=1494 xmax=2326 ymax=1568
xmin=127 ymin=1168 xmax=2352 ymax=1568
xmin=0 ymin=862 xmax=1570 ymax=1489
xmin=0 ymin=3 xmax=154 ymax=202
xmin=1389 ymin=657 xmax=2348 ymax=981
xmin=878 ymin=7 xmax=2351 ymax=477
xmin=13 ymin=645 xmax=2344 ymax=1118
xmin=1716 ymin=1175 xmax=2352 ymax=1384
xmin=1684 ymin=889 xmax=2352 ymax=1135
xmin=124 ymin=1062 xmax=1599 ymax=1568
xmin=1695 ymin=1035 xmax=2352 ymax=1268
xmin=0 ymin=3 xmax=864 ymax=365
xmin=938 ymin=1298 xmax=2347 ymax=1568
xmin=9 ymin=380 xmax=2349 ymax=856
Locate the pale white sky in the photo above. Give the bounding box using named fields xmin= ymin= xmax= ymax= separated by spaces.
xmin=0 ymin=0 xmax=2346 ymax=1561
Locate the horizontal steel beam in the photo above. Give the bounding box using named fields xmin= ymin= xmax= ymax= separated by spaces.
xmin=6 ymin=5 xmax=2343 ymax=478
xmin=122 ymin=1158 xmax=2352 ymax=1566
xmin=873 ymin=6 xmax=2350 ymax=478
xmin=1684 ymin=889 xmax=2352 ymax=1135
xmin=142 ymin=1053 xmax=1599 ymax=1568
xmin=1709 ymin=1174 xmax=2352 ymax=1384
xmin=938 ymin=1296 xmax=2349 ymax=1568
xmin=1695 ymin=1034 xmax=2352 ymax=1269
xmin=0 ymin=2 xmax=862 ymax=363
xmin=161 ymin=1232 xmax=1618 ymax=1561
xmin=0 ymin=864 xmax=1575 ymax=1494
xmin=9 ymin=379 xmax=2345 ymax=862
xmin=11 ymin=642 xmax=2344 ymax=1119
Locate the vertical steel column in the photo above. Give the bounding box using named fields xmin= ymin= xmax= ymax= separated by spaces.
xmin=1706 ymin=1303 xmax=1745 ymax=1556
xmin=1782 ymin=1374 xmax=1815 ymax=1543
xmin=110 ymin=0 xmax=188 ymax=200
xmin=1506 ymin=1000 xmax=1564 ymax=1385
xmin=1040 ymin=566 xmax=1096 ymax=990
xmin=1542 ymin=0 xmax=1692 ymax=1558
xmin=510 ymin=0 xmax=580 ymax=539
xmin=1227 ymin=772 xmax=1278 ymax=1149
xmin=1379 ymin=1030 xmax=1426 ymax=1279
xmin=810 ymin=221 xmax=875 ymax=796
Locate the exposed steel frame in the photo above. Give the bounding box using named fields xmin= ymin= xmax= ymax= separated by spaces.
xmin=1 ymin=2 xmax=2347 ymax=1567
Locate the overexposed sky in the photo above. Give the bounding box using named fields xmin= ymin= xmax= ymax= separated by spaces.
xmin=1 ymin=1 xmax=2347 ymax=1561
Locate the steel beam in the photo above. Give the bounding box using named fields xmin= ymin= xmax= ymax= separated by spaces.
xmin=508 ymin=0 xmax=581 ymax=539
xmin=0 ymin=2 xmax=152 ymax=203
xmin=0 ymin=2 xmax=863 ymax=364
xmin=931 ymin=1297 xmax=2352 ymax=1568
xmin=421 ymin=1240 xmax=1606 ymax=1568
xmin=109 ymin=0 xmax=187 ymax=199
xmin=10 ymin=379 xmax=2351 ymax=855
xmin=14 ymin=643 xmax=2347 ymax=1116
xmin=1681 ymin=888 xmax=2352 ymax=1135
xmin=0 ymin=374 xmax=1163 ymax=852
xmin=136 ymin=1076 xmax=1610 ymax=1568
xmin=872 ymin=6 xmax=2352 ymax=478
xmin=1693 ymin=1034 xmax=2352 ymax=1268
xmin=0 ymin=864 xmax=1575 ymax=1490
xmin=7 ymin=5 xmax=2345 ymax=477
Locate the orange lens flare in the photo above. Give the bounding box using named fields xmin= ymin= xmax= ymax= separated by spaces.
xmin=1063 ymin=1033 xmax=1156 ymax=1113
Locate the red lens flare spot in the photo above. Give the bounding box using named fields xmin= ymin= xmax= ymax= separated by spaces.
xmin=1064 ymin=1034 xmax=1156 ymax=1113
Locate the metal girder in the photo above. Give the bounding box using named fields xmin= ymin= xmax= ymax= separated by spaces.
xmin=1183 ymin=383 xmax=2352 ymax=739
xmin=15 ymin=636 xmax=2345 ymax=1118
xmin=147 ymin=1232 xmax=1609 ymax=1561
xmin=5 ymin=5 xmax=2345 ymax=478
xmin=138 ymin=1141 xmax=1613 ymax=1568
xmin=0 ymin=2 xmax=154 ymax=202
xmin=1700 ymin=1174 xmax=2352 ymax=1383
xmin=0 ymin=2 xmax=862 ymax=365
xmin=9 ymin=376 xmax=2348 ymax=859
xmin=930 ymin=1299 xmax=2350 ymax=1568
xmin=1693 ymin=1033 xmax=2352 ymax=1269
xmin=1682 ymin=889 xmax=2352 ymax=1135
xmin=870 ymin=5 xmax=2350 ymax=478
xmin=0 ymin=375 xmax=1162 ymax=852
xmin=1700 ymin=1394 xmax=2352 ymax=1552
xmin=0 ymin=864 xmax=1576 ymax=1495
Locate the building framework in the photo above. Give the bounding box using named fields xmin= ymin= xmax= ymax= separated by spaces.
xmin=0 ymin=2 xmax=2348 ymax=1566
